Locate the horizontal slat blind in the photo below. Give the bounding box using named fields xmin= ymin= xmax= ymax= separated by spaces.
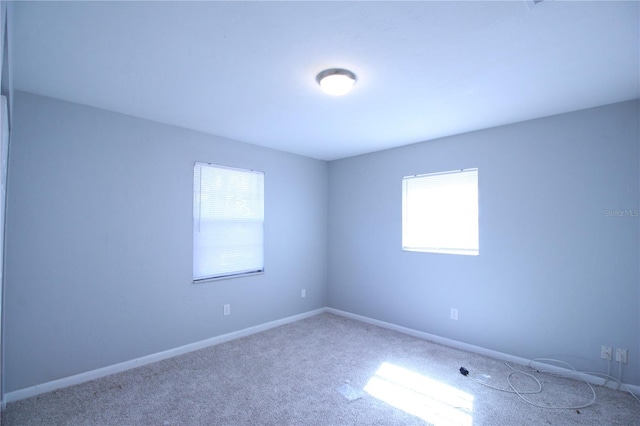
xmin=193 ymin=162 xmax=264 ymax=281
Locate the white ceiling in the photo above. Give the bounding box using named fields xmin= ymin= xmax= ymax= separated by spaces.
xmin=11 ymin=1 xmax=640 ymax=161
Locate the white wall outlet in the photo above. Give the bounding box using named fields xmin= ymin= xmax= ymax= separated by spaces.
xmin=301 ymin=289 xmax=306 ymax=298
xmin=615 ymin=348 xmax=628 ymax=364
xmin=223 ymin=304 xmax=231 ymax=316
xmin=601 ymin=346 xmax=612 ymax=360
xmin=450 ymin=308 xmax=458 ymax=320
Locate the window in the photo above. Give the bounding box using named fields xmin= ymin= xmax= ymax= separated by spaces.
xmin=402 ymin=168 xmax=478 ymax=255
xmin=193 ymin=162 xmax=264 ymax=282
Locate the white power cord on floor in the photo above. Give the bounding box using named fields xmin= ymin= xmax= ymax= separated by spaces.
xmin=520 ymin=358 xmax=597 ymax=409
xmin=580 ymin=357 xmax=640 ymax=404
xmin=618 ymin=358 xmax=623 ymax=385
xmin=464 ymin=364 xmax=542 ymax=395
xmin=458 ymin=357 xmax=640 ymax=410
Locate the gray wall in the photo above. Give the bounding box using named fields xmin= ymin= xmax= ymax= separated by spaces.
xmin=4 ymin=92 xmax=328 ymax=392
xmin=328 ymin=100 xmax=640 ymax=385
xmin=5 ymin=92 xmax=640 ymax=392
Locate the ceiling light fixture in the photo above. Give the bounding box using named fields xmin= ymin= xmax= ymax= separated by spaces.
xmin=316 ymin=68 xmax=357 ymax=96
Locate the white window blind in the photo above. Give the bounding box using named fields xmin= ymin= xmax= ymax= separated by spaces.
xmin=402 ymin=168 xmax=478 ymax=255
xmin=193 ymin=162 xmax=264 ymax=281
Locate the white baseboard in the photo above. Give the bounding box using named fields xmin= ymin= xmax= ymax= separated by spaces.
xmin=4 ymin=308 xmax=327 ymax=404
xmin=326 ymin=307 xmax=640 ymax=396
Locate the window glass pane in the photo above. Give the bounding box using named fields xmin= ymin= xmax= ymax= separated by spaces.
xmin=403 ymin=169 xmax=478 ymax=255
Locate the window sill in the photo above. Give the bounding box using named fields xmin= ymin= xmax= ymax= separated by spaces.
xmin=193 ymin=270 xmax=264 ymax=284
xmin=402 ymin=247 xmax=478 ymax=256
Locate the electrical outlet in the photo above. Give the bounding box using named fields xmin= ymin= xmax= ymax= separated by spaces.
xmin=601 ymin=346 xmax=612 ymax=360
xmin=616 ymin=348 xmax=628 ymax=364
xmin=301 ymin=289 xmax=306 ymax=298
xmin=450 ymin=308 xmax=458 ymax=320
xmin=223 ymin=304 xmax=231 ymax=316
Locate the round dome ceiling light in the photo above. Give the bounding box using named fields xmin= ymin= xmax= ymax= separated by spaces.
xmin=316 ymin=68 xmax=357 ymax=96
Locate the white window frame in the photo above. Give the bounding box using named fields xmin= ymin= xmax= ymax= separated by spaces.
xmin=402 ymin=168 xmax=479 ymax=256
xmin=193 ymin=162 xmax=265 ymax=282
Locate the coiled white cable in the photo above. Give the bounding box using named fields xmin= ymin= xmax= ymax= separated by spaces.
xmin=464 ymin=357 xmax=640 ymax=409
xmin=464 ymin=358 xmax=596 ymax=409
xmin=519 ymin=358 xmax=597 ymax=409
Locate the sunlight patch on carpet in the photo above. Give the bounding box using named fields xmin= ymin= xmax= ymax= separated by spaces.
xmin=364 ymin=362 xmax=473 ymax=426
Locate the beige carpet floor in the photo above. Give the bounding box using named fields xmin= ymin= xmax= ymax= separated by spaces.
xmin=3 ymin=313 xmax=639 ymax=425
